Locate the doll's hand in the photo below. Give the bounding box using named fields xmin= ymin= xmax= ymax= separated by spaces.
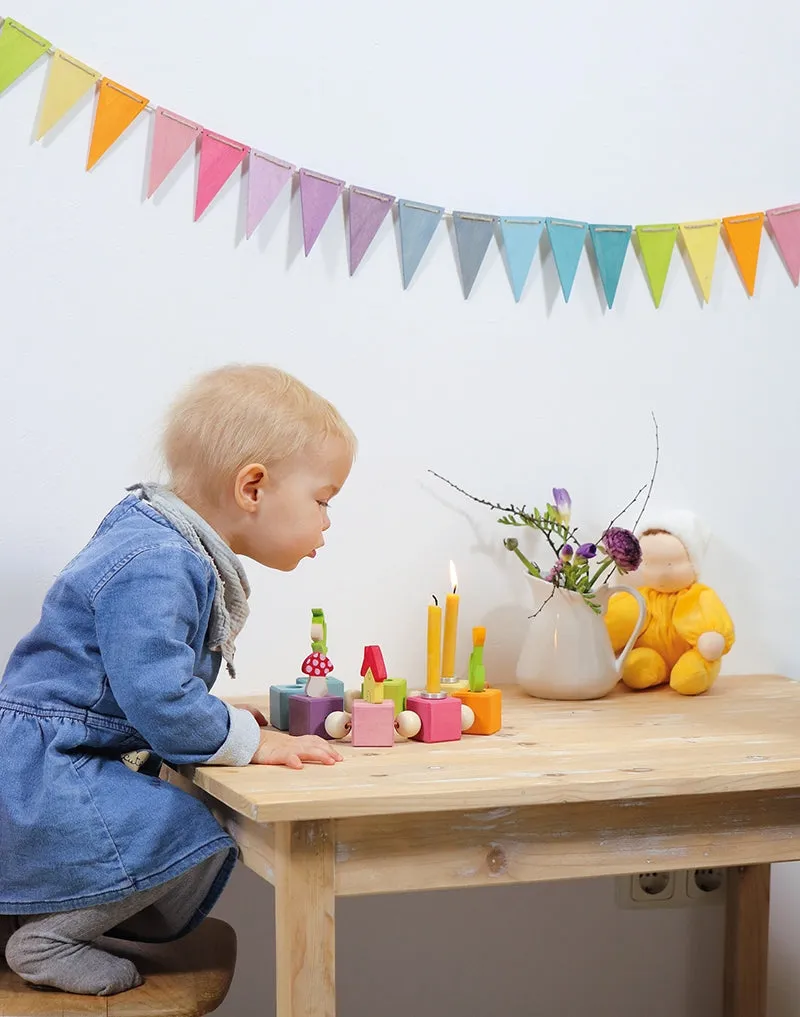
xmin=250 ymin=729 xmax=343 ymax=769
xmin=237 ymin=703 xmax=269 ymax=726
xmin=697 ymin=631 xmax=726 ymax=662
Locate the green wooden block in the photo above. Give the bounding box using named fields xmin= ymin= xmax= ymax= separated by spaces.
xmin=361 ymin=677 xmax=406 ymax=716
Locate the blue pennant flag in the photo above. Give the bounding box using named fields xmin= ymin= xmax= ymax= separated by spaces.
xmin=397 ymin=200 xmax=444 ymax=288
xmin=498 ymin=216 xmax=545 ymax=301
xmin=453 ymin=212 xmax=496 ymax=298
xmin=589 ymin=224 xmax=632 ymax=308
xmin=546 ymin=218 xmax=588 ymax=302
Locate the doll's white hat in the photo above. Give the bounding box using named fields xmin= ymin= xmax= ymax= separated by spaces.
xmin=636 ymin=510 xmax=710 ymax=573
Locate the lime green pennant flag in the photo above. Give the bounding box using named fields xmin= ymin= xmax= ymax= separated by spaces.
xmin=0 ymin=18 xmax=50 ymax=95
xmin=635 ymin=224 xmax=678 ymax=308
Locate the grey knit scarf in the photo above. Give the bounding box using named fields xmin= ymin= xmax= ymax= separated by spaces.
xmin=127 ymin=483 xmax=250 ymax=678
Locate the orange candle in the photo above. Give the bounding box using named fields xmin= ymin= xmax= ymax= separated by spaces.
xmin=441 ymin=561 xmax=459 ymax=679
xmin=426 ymin=597 xmax=442 ymax=694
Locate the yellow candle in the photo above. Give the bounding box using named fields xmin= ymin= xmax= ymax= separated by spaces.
xmin=426 ymin=598 xmax=442 ymax=694
xmin=441 ymin=561 xmax=459 ymax=679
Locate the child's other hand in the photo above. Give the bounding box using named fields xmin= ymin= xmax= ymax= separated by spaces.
xmin=237 ymin=703 xmax=269 ymax=726
xmin=251 ymin=729 xmax=344 ymax=769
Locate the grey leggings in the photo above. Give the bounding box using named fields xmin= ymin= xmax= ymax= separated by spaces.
xmin=4 ymin=848 xmax=229 ymax=995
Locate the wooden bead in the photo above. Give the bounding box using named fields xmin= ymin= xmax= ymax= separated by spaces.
xmin=460 ymin=704 xmax=475 ymax=732
xmin=395 ymin=710 xmax=422 ymax=739
xmin=324 ymin=711 xmax=351 ymax=740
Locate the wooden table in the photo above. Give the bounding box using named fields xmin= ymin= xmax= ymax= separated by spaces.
xmin=166 ymin=674 xmax=800 ymax=1017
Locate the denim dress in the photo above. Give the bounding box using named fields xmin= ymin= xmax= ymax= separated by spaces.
xmin=0 ymin=496 xmax=238 ymax=925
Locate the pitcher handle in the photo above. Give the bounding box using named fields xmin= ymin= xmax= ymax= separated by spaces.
xmin=611 ymin=585 xmax=647 ymax=674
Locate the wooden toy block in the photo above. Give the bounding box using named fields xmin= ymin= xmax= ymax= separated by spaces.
xmin=453 ymin=687 xmax=502 ymax=735
xmin=269 ymin=677 xmax=345 ymax=730
xmin=361 ymin=645 xmax=388 ymax=704
xmin=406 ymin=693 xmax=463 ymax=743
xmin=350 ymin=699 xmax=395 ymax=747
xmin=288 ymin=694 xmax=344 ymax=739
xmin=361 ymin=677 xmax=406 ymax=716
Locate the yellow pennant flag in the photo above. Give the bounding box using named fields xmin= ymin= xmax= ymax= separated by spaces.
xmin=36 ymin=50 xmax=99 ymax=140
xmin=679 ymin=219 xmax=720 ymax=302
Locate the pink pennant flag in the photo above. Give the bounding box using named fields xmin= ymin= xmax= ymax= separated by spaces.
xmin=348 ymin=186 xmax=395 ymax=274
xmin=194 ymin=130 xmax=249 ymax=221
xmin=766 ymin=203 xmax=800 ymax=285
xmin=299 ymin=168 xmax=345 ymax=255
xmin=246 ymin=151 xmax=294 ymax=238
xmin=147 ymin=108 xmax=201 ymax=198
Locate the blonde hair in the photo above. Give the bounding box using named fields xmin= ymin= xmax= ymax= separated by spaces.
xmin=162 ymin=364 xmax=356 ymax=502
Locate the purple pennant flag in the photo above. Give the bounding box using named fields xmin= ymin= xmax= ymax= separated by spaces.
xmin=299 ymin=168 xmax=345 ymax=255
xmin=246 ymin=151 xmax=295 ymax=239
xmin=348 ymin=187 xmax=395 ymax=274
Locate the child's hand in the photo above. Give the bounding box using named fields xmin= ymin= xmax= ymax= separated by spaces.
xmin=251 ymin=729 xmax=343 ymax=769
xmin=237 ymin=703 xmax=269 ymax=726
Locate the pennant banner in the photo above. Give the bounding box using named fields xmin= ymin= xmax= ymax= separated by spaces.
xmin=589 ymin=224 xmax=631 ymax=309
xmin=499 ymin=217 xmax=544 ymax=302
xmin=398 ymin=200 xmax=443 ymax=289
xmin=147 ymin=108 xmax=200 ymax=198
xmin=679 ymin=220 xmax=720 ymax=303
xmin=4 ymin=16 xmax=800 ymax=306
xmin=299 ymin=169 xmax=345 ymax=256
xmin=453 ymin=212 xmax=495 ymax=298
xmin=348 ymin=187 xmax=394 ymax=275
xmin=635 ymin=224 xmax=678 ymax=308
xmin=766 ymin=204 xmax=800 ymax=286
xmin=36 ymin=50 xmax=98 ymax=140
xmin=87 ymin=78 xmax=148 ymax=170
xmin=247 ymin=151 xmax=294 ymax=238
xmin=194 ymin=130 xmax=248 ymax=220
xmin=0 ymin=18 xmax=49 ymax=94
xmin=547 ymin=218 xmax=588 ymax=302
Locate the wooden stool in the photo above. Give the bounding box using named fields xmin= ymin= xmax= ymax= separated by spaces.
xmin=0 ymin=917 xmax=236 ymax=1017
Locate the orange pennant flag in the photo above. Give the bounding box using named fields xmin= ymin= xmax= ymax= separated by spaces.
xmin=87 ymin=78 xmax=148 ymax=170
xmin=723 ymin=212 xmax=765 ymax=296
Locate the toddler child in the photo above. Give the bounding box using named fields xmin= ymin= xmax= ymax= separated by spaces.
xmin=0 ymin=364 xmax=354 ymax=995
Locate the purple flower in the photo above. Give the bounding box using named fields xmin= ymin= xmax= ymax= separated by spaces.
xmin=552 ymin=488 xmax=571 ymax=525
xmin=576 ymin=543 xmax=597 ymax=560
xmin=559 ymin=544 xmax=574 ymax=562
xmin=600 ymin=527 xmax=642 ymax=573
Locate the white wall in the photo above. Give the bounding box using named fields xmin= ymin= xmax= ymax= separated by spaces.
xmin=1 ymin=0 xmax=799 ymax=1013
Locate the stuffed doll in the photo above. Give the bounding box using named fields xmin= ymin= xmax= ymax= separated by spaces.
xmin=604 ymin=510 xmax=734 ymax=695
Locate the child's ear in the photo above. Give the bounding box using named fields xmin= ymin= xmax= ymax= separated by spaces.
xmin=234 ymin=463 xmax=268 ymax=512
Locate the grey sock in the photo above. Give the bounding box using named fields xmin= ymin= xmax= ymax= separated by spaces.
xmin=5 ymin=850 xmax=228 ymax=996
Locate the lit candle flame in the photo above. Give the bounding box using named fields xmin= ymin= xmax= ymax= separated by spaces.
xmin=449 ymin=560 xmax=458 ymax=594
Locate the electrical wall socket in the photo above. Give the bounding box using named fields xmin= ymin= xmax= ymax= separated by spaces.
xmin=616 ymin=867 xmax=727 ymax=909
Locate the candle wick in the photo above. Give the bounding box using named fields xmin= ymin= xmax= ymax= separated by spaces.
xmin=432 ymin=594 xmax=438 ymax=606
xmin=452 ymin=585 xmax=457 ymax=595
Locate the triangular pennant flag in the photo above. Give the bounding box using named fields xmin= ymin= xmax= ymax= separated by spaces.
xmin=498 ymin=217 xmax=544 ymax=301
xmin=766 ymin=203 xmax=800 ymax=285
xmin=723 ymin=213 xmax=764 ymax=296
xmin=589 ymin=224 xmax=632 ymax=309
xmin=87 ymin=78 xmax=149 ymax=170
xmin=452 ymin=212 xmax=496 ymax=298
xmin=546 ymin=218 xmax=588 ymax=302
xmin=194 ymin=130 xmax=249 ymax=220
xmin=35 ymin=50 xmax=98 ymax=140
xmin=0 ymin=18 xmax=49 ymax=95
xmin=679 ymin=220 xmax=720 ymax=302
xmin=299 ymin=169 xmax=345 ymax=255
xmin=147 ymin=108 xmax=201 ymax=198
xmin=397 ymin=200 xmax=443 ymax=288
xmin=348 ymin=187 xmax=395 ymax=275
xmin=246 ymin=151 xmax=294 ymax=238
xmin=635 ymin=224 xmax=678 ymax=308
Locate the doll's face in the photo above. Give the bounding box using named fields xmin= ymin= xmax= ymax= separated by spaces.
xmin=629 ymin=531 xmax=696 ymax=593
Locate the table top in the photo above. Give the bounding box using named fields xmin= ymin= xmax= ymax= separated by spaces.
xmin=187 ymin=674 xmax=800 ymax=823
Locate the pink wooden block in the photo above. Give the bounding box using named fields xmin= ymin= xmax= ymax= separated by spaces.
xmin=406 ymin=694 xmax=462 ymax=743
xmin=350 ymin=699 xmax=395 ymax=747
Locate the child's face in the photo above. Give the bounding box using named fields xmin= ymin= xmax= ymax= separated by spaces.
xmin=232 ymin=437 xmax=353 ymax=570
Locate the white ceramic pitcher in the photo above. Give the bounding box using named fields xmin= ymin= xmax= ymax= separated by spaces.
xmin=516 ymin=576 xmax=647 ymax=701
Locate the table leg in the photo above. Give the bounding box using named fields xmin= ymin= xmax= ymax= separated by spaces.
xmin=274 ymin=819 xmax=336 ymax=1017
xmin=724 ymin=863 xmax=771 ymax=1017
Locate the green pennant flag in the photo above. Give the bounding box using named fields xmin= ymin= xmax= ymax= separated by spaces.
xmin=0 ymin=18 xmax=50 ymax=95
xmin=635 ymin=224 xmax=678 ymax=308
